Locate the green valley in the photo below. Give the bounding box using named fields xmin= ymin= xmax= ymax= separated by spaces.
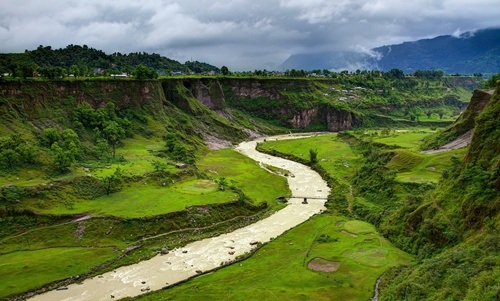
xmin=0 ymin=71 xmax=497 ymax=301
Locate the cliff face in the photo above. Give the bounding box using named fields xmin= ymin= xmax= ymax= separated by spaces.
xmin=0 ymin=80 xmax=166 ymax=130
xmin=325 ymin=108 xmax=357 ymax=132
xmin=221 ymin=78 xmax=358 ymax=131
xmin=4 ymin=77 xmax=448 ymax=135
xmin=421 ymin=89 xmax=493 ymax=150
xmin=464 ymin=85 xmax=499 ymax=170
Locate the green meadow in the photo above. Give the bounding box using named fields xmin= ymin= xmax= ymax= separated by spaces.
xmin=261 ymin=130 xmax=466 ymax=184
xmin=371 ymin=130 xmax=466 ymax=183
xmin=0 ymin=247 xmax=117 ymax=298
xmin=260 ymin=134 xmax=363 ymax=187
xmin=199 ymin=148 xmax=291 ymax=205
xmin=133 ymin=214 xmax=412 ymax=301
xmin=0 ymin=144 xmax=290 ymax=298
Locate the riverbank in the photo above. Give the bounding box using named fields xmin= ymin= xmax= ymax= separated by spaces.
xmin=29 ymin=134 xmax=330 ymax=301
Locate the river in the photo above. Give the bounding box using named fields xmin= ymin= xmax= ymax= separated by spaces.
xmin=29 ymin=134 xmax=330 ymax=301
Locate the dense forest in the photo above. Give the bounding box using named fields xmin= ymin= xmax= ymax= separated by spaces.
xmin=0 ymin=45 xmax=220 ymax=78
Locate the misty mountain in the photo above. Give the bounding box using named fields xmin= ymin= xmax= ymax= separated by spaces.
xmin=280 ymin=28 xmax=500 ymax=74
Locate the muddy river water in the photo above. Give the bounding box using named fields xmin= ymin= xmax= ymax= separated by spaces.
xmin=30 ymin=134 xmax=330 ymax=301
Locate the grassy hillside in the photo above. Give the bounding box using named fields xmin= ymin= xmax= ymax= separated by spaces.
xmin=421 ymin=89 xmax=493 ymax=150
xmin=0 ymin=77 xmax=492 ymax=300
xmin=0 ymin=79 xmax=291 ymax=300
xmin=131 ymin=214 xmax=412 ymax=301
xmin=378 ymin=83 xmax=500 ymax=300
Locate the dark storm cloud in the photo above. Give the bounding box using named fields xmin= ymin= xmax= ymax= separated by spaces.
xmin=1 ymin=0 xmax=499 ymax=70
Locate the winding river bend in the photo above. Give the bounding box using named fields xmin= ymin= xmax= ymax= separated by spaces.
xmin=30 ymin=134 xmax=330 ymax=301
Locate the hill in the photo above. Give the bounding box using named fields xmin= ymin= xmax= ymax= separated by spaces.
xmin=0 ymin=76 xmax=494 ymax=300
xmin=0 ymin=45 xmax=220 ymax=77
xmin=281 ymin=28 xmax=500 ymax=74
xmin=378 ymin=83 xmax=500 ymax=300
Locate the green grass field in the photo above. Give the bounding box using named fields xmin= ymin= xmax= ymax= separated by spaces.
xmin=0 ymin=135 xmax=174 ymax=186
xmin=21 ymin=145 xmax=289 ymax=218
xmin=199 ymin=148 xmax=291 ymax=205
xmin=259 ymin=134 xmax=363 ymax=188
xmin=36 ymin=182 xmax=238 ymax=218
xmin=0 ymin=247 xmax=118 ymax=299
xmin=134 ymin=214 xmax=412 ymax=301
xmin=373 ymin=130 xmax=467 ymax=183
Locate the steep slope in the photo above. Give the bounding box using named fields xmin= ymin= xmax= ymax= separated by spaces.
xmin=421 ymin=89 xmax=493 ymax=150
xmin=379 ymin=83 xmax=500 ymax=300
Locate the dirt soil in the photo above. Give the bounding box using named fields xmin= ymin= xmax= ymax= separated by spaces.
xmin=307 ymin=257 xmax=340 ymax=272
xmin=422 ymin=129 xmax=473 ymax=154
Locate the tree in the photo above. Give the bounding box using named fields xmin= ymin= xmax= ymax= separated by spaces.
xmin=151 ymin=160 xmax=168 ymax=173
xmin=70 ymin=65 xmax=80 ymax=77
xmin=309 ymin=149 xmax=318 ymax=164
xmin=385 ymin=68 xmax=405 ymax=80
xmin=0 ymin=149 xmax=20 ymax=170
xmin=102 ymin=121 xmax=125 ymax=158
xmin=134 ymin=64 xmax=158 ymax=80
xmin=51 ymin=142 xmax=74 ymax=172
xmin=101 ymin=167 xmax=123 ymax=195
xmin=221 ymin=66 xmax=229 ymax=76
xmin=42 ymin=128 xmax=60 ymax=147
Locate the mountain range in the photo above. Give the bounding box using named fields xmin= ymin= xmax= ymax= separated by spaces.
xmin=281 ymin=28 xmax=500 ymax=74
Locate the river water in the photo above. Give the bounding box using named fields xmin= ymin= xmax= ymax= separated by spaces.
xmin=30 ymin=134 xmax=330 ymax=301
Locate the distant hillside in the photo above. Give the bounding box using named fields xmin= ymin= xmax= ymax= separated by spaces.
xmin=0 ymin=45 xmax=220 ymax=76
xmin=374 ymin=28 xmax=500 ymax=74
xmin=281 ymin=28 xmax=500 ymax=74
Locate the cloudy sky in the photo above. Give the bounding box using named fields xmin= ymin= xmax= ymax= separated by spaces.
xmin=1 ymin=0 xmax=499 ymax=70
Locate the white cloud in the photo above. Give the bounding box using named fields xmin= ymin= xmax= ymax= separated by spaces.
xmin=0 ymin=0 xmax=499 ymax=70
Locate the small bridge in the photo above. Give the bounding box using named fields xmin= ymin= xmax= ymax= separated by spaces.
xmin=277 ymin=196 xmax=328 ymax=203
xmin=291 ymin=196 xmax=328 ymax=200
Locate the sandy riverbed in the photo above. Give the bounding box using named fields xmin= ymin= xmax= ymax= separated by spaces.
xmin=29 ymin=134 xmax=330 ymax=301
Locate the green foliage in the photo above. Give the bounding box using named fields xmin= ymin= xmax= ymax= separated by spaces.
xmin=465 ymin=83 xmax=500 ymax=168
xmin=0 ymin=185 xmax=26 ymax=203
xmin=133 ymin=64 xmax=158 ymax=80
xmin=380 ymin=234 xmax=499 ymax=301
xmin=0 ymin=44 xmax=220 ymax=78
xmin=162 ymin=132 xmax=195 ymax=163
xmin=351 ymin=143 xmax=397 ymax=206
xmin=73 ymin=102 xmax=130 ymax=157
xmin=483 ymin=73 xmax=500 ymax=89
xmin=0 ymin=134 xmax=39 ymax=171
xmin=309 ymin=148 xmax=318 ymax=164
xmin=413 ymin=69 xmax=444 ymax=80
xmin=184 ymin=61 xmax=220 ymax=73
xmin=100 ymin=166 xmax=123 ymax=196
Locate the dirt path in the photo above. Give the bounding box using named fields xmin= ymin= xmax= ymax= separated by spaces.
xmin=422 ymin=130 xmax=473 ymax=154
xmin=29 ymin=134 xmax=330 ymax=301
xmin=2 ymin=215 xmax=91 ymax=242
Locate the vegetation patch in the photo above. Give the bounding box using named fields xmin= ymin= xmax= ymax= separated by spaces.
xmin=132 ymin=214 xmax=412 ymax=301
xmin=343 ymin=248 xmax=388 ymax=267
xmin=175 ymin=179 xmax=218 ymax=194
xmin=0 ymin=247 xmax=117 ymax=299
xmin=344 ymin=220 xmax=375 ymax=235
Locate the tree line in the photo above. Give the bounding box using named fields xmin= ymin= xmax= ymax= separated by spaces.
xmin=0 ymin=44 xmax=220 ymax=79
